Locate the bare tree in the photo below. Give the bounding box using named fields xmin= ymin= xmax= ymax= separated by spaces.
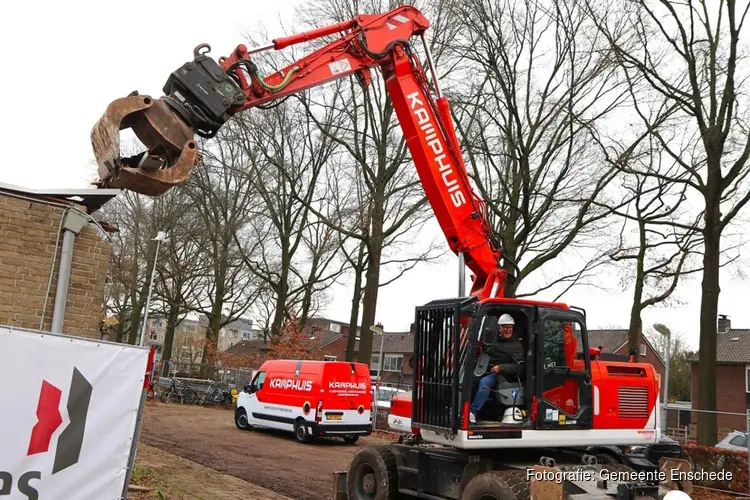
xmin=97 ymin=191 xmax=159 ymax=345
xmin=586 ymin=0 xmax=750 ymax=445
xmin=606 ymin=160 xmax=704 ymax=355
xmin=285 ymin=0 xmax=450 ymax=364
xmin=228 ymin=97 xmax=348 ymax=337
xmin=445 ymin=0 xmax=633 ymax=299
xmin=150 ymin=188 xmax=207 ymax=374
xmin=183 ymin=130 xmax=262 ymax=373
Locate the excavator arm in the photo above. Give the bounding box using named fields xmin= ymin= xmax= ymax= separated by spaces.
xmin=91 ymin=5 xmax=509 ymax=298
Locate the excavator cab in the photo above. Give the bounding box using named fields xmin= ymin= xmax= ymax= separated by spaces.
xmin=412 ymin=297 xmax=595 ymax=438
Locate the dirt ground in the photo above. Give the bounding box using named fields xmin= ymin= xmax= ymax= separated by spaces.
xmin=129 ymin=443 xmax=292 ymax=500
xmin=137 ymin=402 xmax=734 ymax=500
xmin=138 ymin=401 xmax=392 ymax=500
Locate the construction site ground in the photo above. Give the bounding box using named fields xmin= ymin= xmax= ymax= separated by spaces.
xmin=134 ymin=401 xmax=736 ymax=500
xmin=136 ymin=400 xmax=392 ymax=500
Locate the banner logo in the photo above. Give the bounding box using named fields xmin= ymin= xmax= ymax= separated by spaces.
xmin=27 ymin=367 xmax=93 ymax=474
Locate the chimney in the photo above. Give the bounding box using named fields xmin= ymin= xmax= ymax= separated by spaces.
xmin=718 ymin=314 xmax=731 ymax=333
xmin=410 ymin=323 xmax=415 ymax=334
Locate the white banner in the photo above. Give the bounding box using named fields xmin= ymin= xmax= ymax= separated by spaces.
xmin=0 ymin=327 xmax=149 ymax=499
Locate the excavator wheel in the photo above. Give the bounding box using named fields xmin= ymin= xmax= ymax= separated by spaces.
xmin=461 ymin=471 xmax=518 ymax=500
xmin=346 ymin=445 xmax=398 ymax=500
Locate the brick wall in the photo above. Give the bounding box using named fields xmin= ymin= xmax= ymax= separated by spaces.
xmin=0 ymin=193 xmax=111 ymax=339
xmin=691 ymin=363 xmax=747 ymax=431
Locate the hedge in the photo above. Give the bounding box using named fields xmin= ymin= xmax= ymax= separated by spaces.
xmin=682 ymin=444 xmax=748 ymax=493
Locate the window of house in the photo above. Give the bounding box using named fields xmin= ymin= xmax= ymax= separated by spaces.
xmin=383 ymin=354 xmax=403 ymax=372
xmin=183 ymin=323 xmax=195 ymax=332
xmin=329 ymin=322 xmax=341 ymax=333
xmin=746 ymin=365 xmax=750 ymax=393
xmin=370 ymin=354 xmax=380 ymax=371
xmin=230 ymin=329 xmax=239 ymax=338
xmin=640 ymin=343 xmax=647 ymax=357
xmin=324 ymin=355 xmax=337 ymax=361
xmin=149 ymin=332 xmax=158 ymax=340
xmin=241 ymin=331 xmax=251 ymax=340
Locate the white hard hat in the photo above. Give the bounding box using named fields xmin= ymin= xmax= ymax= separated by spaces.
xmin=498 ymin=314 xmax=515 ymax=326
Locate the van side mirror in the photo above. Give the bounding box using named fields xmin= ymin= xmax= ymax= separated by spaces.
xmin=480 ymin=315 xmax=498 ymax=345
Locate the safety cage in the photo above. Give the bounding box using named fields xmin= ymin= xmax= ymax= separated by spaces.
xmin=411 ymin=296 xmax=477 ymax=433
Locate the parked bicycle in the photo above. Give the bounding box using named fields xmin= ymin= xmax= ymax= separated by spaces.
xmin=194 ymin=380 xmax=232 ymax=407
xmin=159 ymin=378 xmax=197 ymax=404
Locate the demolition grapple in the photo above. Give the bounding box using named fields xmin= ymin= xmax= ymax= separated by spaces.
xmin=90 ymin=44 xmax=245 ymax=196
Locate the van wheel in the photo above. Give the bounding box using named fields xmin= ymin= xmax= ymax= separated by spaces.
xmin=344 ymin=435 xmax=360 ymax=444
xmin=294 ymin=419 xmax=311 ymax=443
xmin=346 ymin=445 xmax=398 ymax=500
xmin=235 ymin=408 xmax=251 ymax=430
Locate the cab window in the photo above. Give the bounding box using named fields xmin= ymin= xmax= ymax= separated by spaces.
xmin=252 ymin=371 xmax=267 ymax=392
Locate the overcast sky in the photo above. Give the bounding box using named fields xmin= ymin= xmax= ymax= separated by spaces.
xmin=2 ymin=0 xmax=748 ymax=350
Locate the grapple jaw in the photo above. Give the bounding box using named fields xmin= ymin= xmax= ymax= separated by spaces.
xmin=90 ymin=94 xmax=199 ymax=197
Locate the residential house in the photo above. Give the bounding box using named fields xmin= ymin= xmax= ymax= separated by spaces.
xmin=223 ymin=316 xmax=356 ymax=366
xmin=354 ymin=329 xmax=415 ymax=390
xmin=305 ymin=317 xmax=357 ymax=361
xmin=216 ymin=317 xmax=257 ymax=351
xmin=690 ymin=314 xmax=749 ymax=431
xmin=144 ymin=316 xmax=204 ymax=367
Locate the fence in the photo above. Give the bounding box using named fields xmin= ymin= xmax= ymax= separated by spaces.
xmin=663 ymin=405 xmax=749 ymax=496
xmin=156 ymin=361 xmax=255 ymax=389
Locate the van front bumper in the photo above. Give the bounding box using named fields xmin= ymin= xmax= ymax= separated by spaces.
xmin=310 ymin=423 xmax=372 ymax=437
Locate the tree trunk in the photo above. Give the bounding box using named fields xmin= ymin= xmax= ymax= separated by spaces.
xmin=161 ymin=299 xmax=181 ymax=376
xmin=271 ymin=246 xmax=291 ymax=337
xmin=345 ymin=242 xmax=367 ymax=361
xmin=627 ymin=220 xmax=647 ymax=360
xmin=358 ymin=198 xmax=385 ymax=365
xmin=201 ymin=309 xmax=223 ymax=379
xmin=116 ymin=318 xmax=127 ymax=343
xmin=697 ymin=192 xmax=721 ymax=446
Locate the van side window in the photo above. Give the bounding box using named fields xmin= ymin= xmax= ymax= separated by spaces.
xmin=252 ymin=371 xmax=267 ymax=392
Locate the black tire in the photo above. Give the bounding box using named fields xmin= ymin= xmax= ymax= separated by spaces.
xmin=346 ymin=445 xmax=398 ymax=500
xmin=235 ymin=408 xmax=251 ymax=430
xmin=294 ymin=419 xmax=312 ymax=443
xmin=500 ymin=471 xmax=529 ymax=500
xmin=344 ymin=435 xmax=360 ymax=444
xmin=159 ymin=389 xmax=172 ymax=403
xmin=461 ymin=471 xmax=517 ymax=500
xmin=182 ymin=388 xmax=197 ymax=405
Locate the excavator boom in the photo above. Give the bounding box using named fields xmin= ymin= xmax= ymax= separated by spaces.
xmin=91 ymin=6 xmax=508 ymax=297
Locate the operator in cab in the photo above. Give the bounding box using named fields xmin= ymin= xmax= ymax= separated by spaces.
xmin=469 ymin=314 xmax=523 ymax=424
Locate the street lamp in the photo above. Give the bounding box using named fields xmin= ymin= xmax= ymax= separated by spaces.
xmin=370 ymin=324 xmax=386 ymax=385
xmin=139 ymin=231 xmax=168 ymax=347
xmin=370 ymin=324 xmax=385 ymax=429
xmin=653 ymin=323 xmax=671 ymax=432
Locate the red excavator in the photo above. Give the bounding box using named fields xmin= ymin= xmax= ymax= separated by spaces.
xmin=91 ymin=6 xmax=684 ymax=499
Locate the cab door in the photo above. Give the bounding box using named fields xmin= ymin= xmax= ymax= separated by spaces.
xmin=534 ymin=308 xmax=593 ymax=430
xmin=246 ymin=370 xmax=267 ymax=426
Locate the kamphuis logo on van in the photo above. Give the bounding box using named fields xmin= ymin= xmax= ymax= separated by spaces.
xmin=329 ymin=381 xmax=367 ymax=391
xmin=269 ymin=378 xmax=312 ymax=391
